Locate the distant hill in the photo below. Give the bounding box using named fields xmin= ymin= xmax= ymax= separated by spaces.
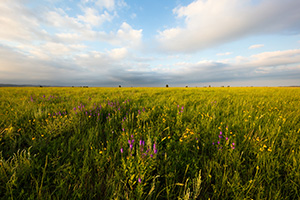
xmin=0 ymin=83 xmax=49 ymax=87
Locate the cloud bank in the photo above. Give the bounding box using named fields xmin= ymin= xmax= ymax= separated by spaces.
xmin=157 ymin=0 xmax=300 ymax=53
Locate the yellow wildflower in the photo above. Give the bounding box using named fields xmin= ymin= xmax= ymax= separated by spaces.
xmin=259 ymin=147 xmax=264 ymax=151
xmin=268 ymin=147 xmax=272 ymax=152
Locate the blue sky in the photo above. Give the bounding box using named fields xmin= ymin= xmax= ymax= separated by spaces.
xmin=1 ymin=0 xmax=300 ymax=87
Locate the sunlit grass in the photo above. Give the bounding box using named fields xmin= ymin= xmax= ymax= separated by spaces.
xmin=1 ymin=87 xmax=300 ymax=199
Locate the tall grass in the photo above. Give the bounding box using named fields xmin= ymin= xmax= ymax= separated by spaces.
xmin=0 ymin=87 xmax=300 ymax=199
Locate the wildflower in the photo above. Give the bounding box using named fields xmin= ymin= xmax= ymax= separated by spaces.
xmin=120 ymin=148 xmax=123 ymax=153
xmin=138 ymin=177 xmax=142 ymax=183
xmin=153 ymin=143 xmax=157 ymax=154
xmin=268 ymin=147 xmax=272 ymax=152
xmin=230 ymin=142 xmax=235 ymax=149
xmin=226 ymin=137 xmax=228 ymax=140
xmin=259 ymin=147 xmax=264 ymax=151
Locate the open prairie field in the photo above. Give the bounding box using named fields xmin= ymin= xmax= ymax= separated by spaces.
xmin=0 ymin=87 xmax=300 ymax=199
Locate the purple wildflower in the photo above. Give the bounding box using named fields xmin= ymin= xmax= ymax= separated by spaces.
xmin=153 ymin=143 xmax=157 ymax=154
xmin=120 ymin=148 xmax=123 ymax=153
xmin=138 ymin=178 xmax=141 ymax=183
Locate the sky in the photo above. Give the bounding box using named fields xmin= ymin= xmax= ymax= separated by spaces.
xmin=1 ymin=0 xmax=300 ymax=87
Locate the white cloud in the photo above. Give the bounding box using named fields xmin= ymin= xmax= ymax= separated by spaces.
xmin=0 ymin=0 xmax=47 ymax=43
xmin=244 ymin=49 xmax=300 ymax=67
xmin=46 ymin=8 xmax=85 ymax=31
xmin=95 ymin=0 xmax=115 ymax=11
xmin=217 ymin=52 xmax=233 ymax=56
xmin=108 ymin=47 xmax=128 ymax=60
xmin=77 ymin=7 xmax=114 ymax=27
xmin=25 ymin=42 xmax=87 ymax=60
xmin=103 ymin=22 xmax=143 ymax=48
xmin=55 ymin=33 xmax=82 ymax=42
xmin=157 ymin=0 xmax=300 ymax=53
xmin=249 ymin=44 xmax=264 ymax=49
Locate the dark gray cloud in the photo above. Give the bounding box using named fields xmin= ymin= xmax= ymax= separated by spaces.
xmin=1 ymin=44 xmax=300 ymax=87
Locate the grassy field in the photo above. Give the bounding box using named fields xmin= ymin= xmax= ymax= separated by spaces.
xmin=0 ymin=87 xmax=300 ymax=199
